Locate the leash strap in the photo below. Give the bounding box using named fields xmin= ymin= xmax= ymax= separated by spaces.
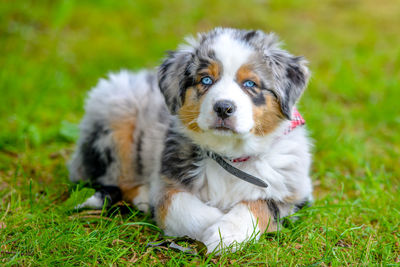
xmin=207 ymin=152 xmax=269 ymax=188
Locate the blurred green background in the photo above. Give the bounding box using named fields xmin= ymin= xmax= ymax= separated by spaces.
xmin=0 ymin=0 xmax=399 ymax=265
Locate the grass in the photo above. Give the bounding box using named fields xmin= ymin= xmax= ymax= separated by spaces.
xmin=1 ymin=0 xmax=399 ymax=265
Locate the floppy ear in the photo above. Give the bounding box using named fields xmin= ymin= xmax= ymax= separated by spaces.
xmin=252 ymin=32 xmax=310 ymax=119
xmin=157 ymin=50 xmax=195 ymax=114
xmin=266 ymin=49 xmax=310 ymax=119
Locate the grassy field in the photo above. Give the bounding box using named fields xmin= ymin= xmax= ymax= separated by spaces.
xmin=1 ymin=0 xmax=399 ymax=265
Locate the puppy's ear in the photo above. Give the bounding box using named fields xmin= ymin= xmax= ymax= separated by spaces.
xmin=270 ymin=55 xmax=309 ymax=119
xmin=262 ymin=34 xmax=310 ymax=119
xmin=158 ymin=50 xmax=195 ymax=114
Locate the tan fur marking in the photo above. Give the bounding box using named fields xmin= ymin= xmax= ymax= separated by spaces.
xmin=196 ymin=61 xmax=221 ymax=95
xmin=111 ymin=118 xmax=137 ymax=194
xmin=119 ymin=184 xmax=140 ymax=202
xmin=156 ymin=187 xmax=182 ymax=228
xmin=251 ymin=95 xmax=284 ymax=136
xmin=236 ymin=64 xmax=284 ymax=136
xmin=207 ymin=61 xmax=220 ymax=79
xmin=236 ymin=64 xmax=261 ymax=87
xmin=178 ymin=88 xmax=202 ymax=132
xmin=197 ymin=61 xmax=220 ymax=81
xmin=178 ymin=61 xmax=220 ymax=132
xmin=243 ymin=200 xmax=277 ymax=233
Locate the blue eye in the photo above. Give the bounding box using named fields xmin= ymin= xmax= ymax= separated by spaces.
xmin=201 ymin=76 xmax=213 ymax=85
xmin=243 ymin=80 xmax=256 ymax=88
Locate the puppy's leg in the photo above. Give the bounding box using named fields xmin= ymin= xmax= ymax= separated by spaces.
xmin=156 ymin=188 xmax=224 ymax=241
xmin=201 ymin=199 xmax=278 ymax=254
xmin=112 ymin=118 xmax=151 ymax=213
xmin=119 ymin=184 xmax=150 ymax=213
xmin=76 ymin=185 xmax=122 ymax=209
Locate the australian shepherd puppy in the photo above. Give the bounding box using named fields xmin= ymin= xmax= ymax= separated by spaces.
xmin=68 ymin=27 xmax=313 ymax=253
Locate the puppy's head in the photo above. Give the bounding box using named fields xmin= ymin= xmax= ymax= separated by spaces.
xmin=158 ymin=28 xmax=309 ymax=146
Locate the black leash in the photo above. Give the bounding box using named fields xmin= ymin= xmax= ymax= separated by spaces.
xmin=206 ymin=152 xmax=269 ymax=188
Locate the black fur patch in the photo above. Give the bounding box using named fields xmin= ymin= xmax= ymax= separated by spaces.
xmin=197 ymin=58 xmax=213 ymax=72
xmin=161 ymin=122 xmax=205 ymax=187
xmin=294 ymin=199 xmax=311 ymax=212
xmin=98 ymin=185 xmax=122 ymax=205
xmin=267 ymin=199 xmax=280 ymax=221
xmin=170 ymin=98 xmax=179 ymax=114
xmin=284 ymin=59 xmax=307 ymax=117
xmin=136 ymin=130 xmax=144 ymax=176
xmin=244 ymin=85 xmax=268 ymax=106
xmin=82 ymin=184 xmax=122 ymax=208
xmin=158 ymin=60 xmax=172 ymax=93
xmin=179 ymin=63 xmax=195 ymax=104
xmin=243 ymin=30 xmax=257 ymax=42
xmin=252 ymin=92 xmax=266 ymax=106
xmin=278 ymin=58 xmax=308 ymax=119
xmin=286 ymin=62 xmax=306 ymax=88
xmin=280 ymin=94 xmax=292 ymax=120
xmin=81 ymin=123 xmax=113 ymax=181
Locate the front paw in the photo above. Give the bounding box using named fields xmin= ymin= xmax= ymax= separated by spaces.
xmin=201 ymin=220 xmax=258 ymax=254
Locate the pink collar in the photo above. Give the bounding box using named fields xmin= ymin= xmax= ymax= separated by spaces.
xmin=284 ymin=107 xmax=305 ymax=135
xmin=230 ymin=156 xmax=251 ymax=163
xmin=230 ymin=108 xmax=305 ymax=163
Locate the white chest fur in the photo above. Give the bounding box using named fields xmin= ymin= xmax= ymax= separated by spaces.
xmin=192 ymin=127 xmax=313 ymax=212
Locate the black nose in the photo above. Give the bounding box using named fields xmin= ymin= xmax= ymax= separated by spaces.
xmin=213 ymin=100 xmax=236 ymax=119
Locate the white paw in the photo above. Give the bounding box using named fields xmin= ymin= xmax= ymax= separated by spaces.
xmin=75 ymin=193 xmax=105 ymax=209
xmin=132 ymin=185 xmax=150 ymax=213
xmin=201 ymin=219 xmax=259 ymax=254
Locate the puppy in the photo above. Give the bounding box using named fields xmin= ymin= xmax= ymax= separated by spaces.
xmin=68 ymin=27 xmax=313 ymax=253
